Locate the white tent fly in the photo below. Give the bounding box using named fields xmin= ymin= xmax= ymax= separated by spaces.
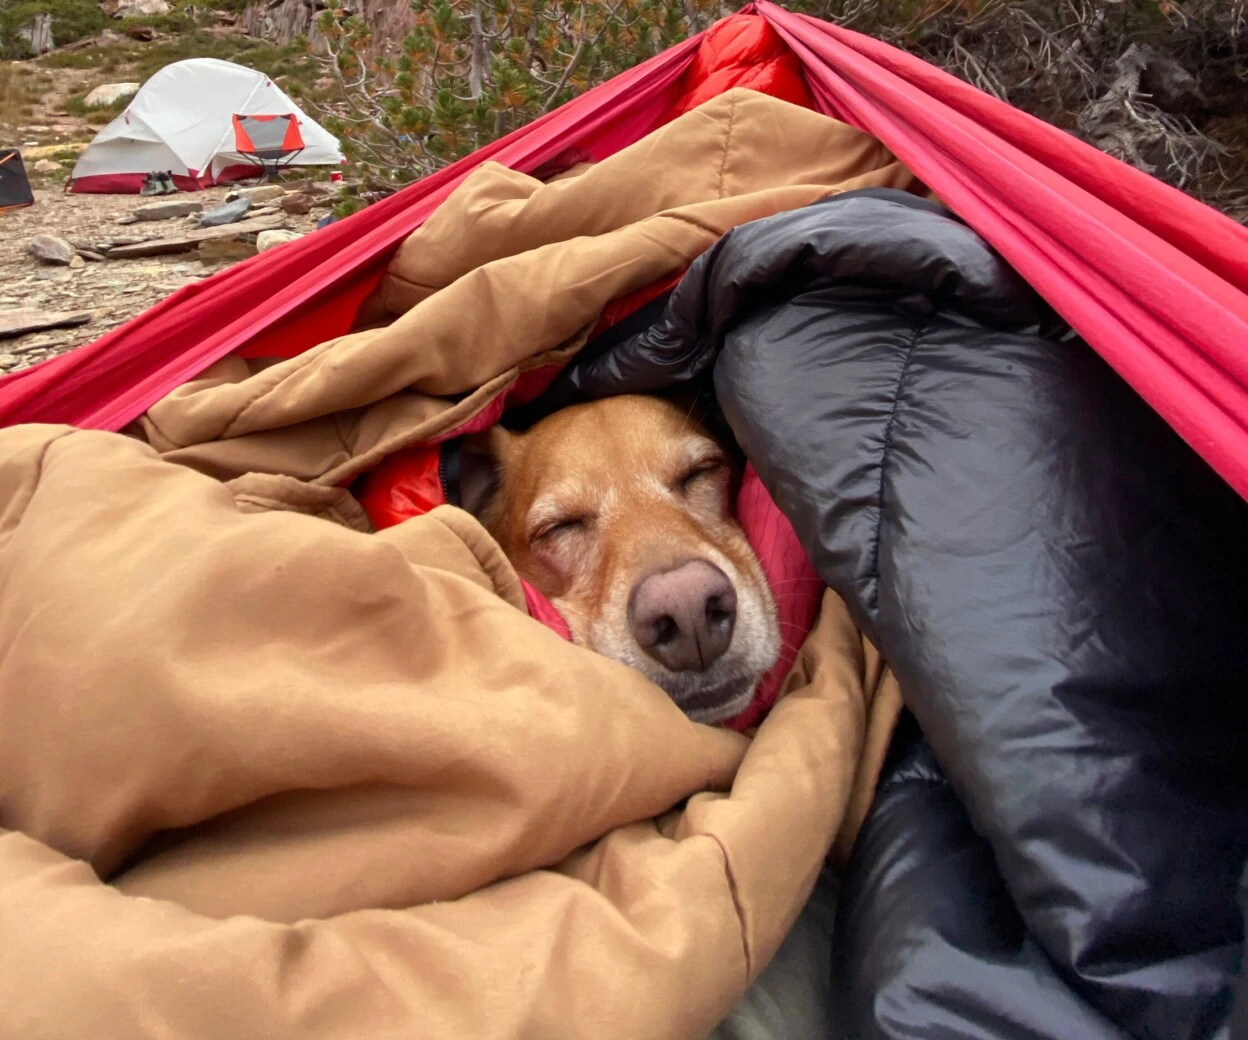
xmin=69 ymin=58 xmax=343 ymax=193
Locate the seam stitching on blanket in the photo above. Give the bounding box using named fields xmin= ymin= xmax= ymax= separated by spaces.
xmin=221 ymin=339 xmax=340 ymax=440
xmin=653 ymin=211 xmax=726 ymax=238
xmin=868 ymin=320 xmax=926 ymax=615
xmin=707 ymin=831 xmax=752 ymax=984
xmin=716 ymin=91 xmax=736 ymax=200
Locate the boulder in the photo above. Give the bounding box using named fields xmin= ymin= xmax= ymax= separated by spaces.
xmin=82 ymin=82 xmax=140 ymax=109
xmin=256 ymin=229 xmax=303 ymax=252
xmin=17 ymin=13 xmax=52 ymax=57
xmin=197 ymin=238 xmax=258 ymax=263
xmin=101 ymin=0 xmax=170 ymax=17
xmin=278 ymin=192 xmax=314 ymax=215
xmin=28 ymin=235 xmax=77 ymax=266
xmin=32 ymin=159 xmax=62 ymax=174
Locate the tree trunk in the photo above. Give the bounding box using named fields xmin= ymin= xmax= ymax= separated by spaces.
xmin=469 ymin=0 xmax=487 ymax=99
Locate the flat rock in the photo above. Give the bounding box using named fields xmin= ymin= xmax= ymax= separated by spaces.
xmin=104 ymin=239 xmax=193 ymax=259
xmin=236 ymin=185 xmax=286 ymax=204
xmin=68 ymin=255 xmax=85 ymax=270
xmin=279 ymin=192 xmax=314 ymax=215
xmin=134 ymin=199 xmax=203 ymax=221
xmin=28 ymin=235 xmax=77 ymax=265
xmin=106 ymin=215 xmax=288 ymax=258
xmin=33 ymin=159 xmax=62 ymax=174
xmin=82 ymin=82 xmax=140 ymax=108
xmin=0 ymin=355 xmax=19 ymax=370
xmin=257 ymin=229 xmax=303 ymax=252
xmin=0 ymin=308 xmax=94 ymax=339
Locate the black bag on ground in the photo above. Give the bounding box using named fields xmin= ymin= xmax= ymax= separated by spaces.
xmin=0 ymin=149 xmax=35 ymax=212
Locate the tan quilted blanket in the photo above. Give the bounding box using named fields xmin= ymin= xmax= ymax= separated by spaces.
xmin=0 ymin=90 xmax=907 ymax=1040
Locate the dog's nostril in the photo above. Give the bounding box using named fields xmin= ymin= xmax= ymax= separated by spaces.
xmin=705 ymin=593 xmax=734 ymax=629
xmin=653 ymin=615 xmax=678 ymax=646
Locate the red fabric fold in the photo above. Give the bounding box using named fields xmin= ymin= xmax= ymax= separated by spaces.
xmin=757 ymin=1 xmax=1248 ymax=500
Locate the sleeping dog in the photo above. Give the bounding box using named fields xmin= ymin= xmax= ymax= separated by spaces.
xmin=458 ymin=394 xmax=781 ymax=725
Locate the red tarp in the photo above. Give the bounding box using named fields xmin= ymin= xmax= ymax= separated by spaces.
xmin=3 ymin=2 xmax=1247 ymax=500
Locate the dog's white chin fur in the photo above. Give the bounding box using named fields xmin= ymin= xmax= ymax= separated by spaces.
xmin=568 ymin=545 xmax=781 ymax=726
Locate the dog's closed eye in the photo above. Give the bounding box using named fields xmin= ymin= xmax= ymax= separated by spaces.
xmin=531 ymin=515 xmax=592 ymax=544
xmin=676 ymin=457 xmax=726 ymax=494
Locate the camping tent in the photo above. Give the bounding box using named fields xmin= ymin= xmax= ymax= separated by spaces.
xmin=67 ymin=57 xmax=343 ymax=193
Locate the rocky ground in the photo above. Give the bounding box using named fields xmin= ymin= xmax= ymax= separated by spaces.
xmin=1 ymin=24 xmax=341 ymax=375
xmin=0 ymin=182 xmax=328 ymax=373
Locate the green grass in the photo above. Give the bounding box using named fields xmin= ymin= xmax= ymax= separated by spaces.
xmin=132 ymin=33 xmax=316 ymax=82
xmin=38 ymin=29 xmax=320 ymax=96
xmin=65 ymin=88 xmax=135 ymax=123
xmin=38 ymin=48 xmax=110 ymax=69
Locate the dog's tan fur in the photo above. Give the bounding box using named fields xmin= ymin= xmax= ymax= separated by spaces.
xmin=465 ymin=395 xmax=780 ymax=724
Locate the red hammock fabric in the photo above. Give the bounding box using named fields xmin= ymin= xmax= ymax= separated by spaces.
xmin=3 ymin=2 xmax=1247 ymax=504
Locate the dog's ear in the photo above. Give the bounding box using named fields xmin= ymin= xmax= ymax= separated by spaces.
xmin=454 ymin=425 xmax=517 ymax=524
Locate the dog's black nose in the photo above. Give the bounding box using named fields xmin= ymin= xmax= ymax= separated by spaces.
xmin=628 ymin=560 xmax=737 ymax=672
